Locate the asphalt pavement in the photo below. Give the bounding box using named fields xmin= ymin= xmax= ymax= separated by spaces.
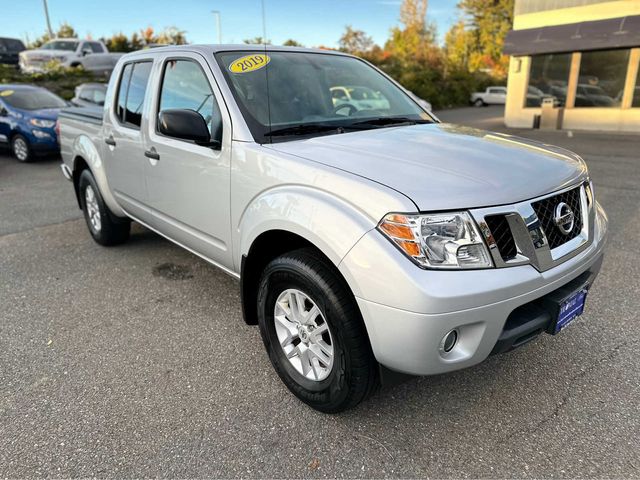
xmin=1 ymin=109 xmax=639 ymax=478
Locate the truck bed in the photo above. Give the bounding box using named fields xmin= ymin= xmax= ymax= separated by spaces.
xmin=59 ymin=106 xmax=104 ymax=168
xmin=59 ymin=106 xmax=104 ymax=125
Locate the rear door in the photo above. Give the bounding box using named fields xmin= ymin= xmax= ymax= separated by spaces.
xmin=142 ymin=52 xmax=233 ymax=269
xmin=102 ymin=59 xmax=154 ymax=220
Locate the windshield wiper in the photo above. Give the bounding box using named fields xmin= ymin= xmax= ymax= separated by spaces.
xmin=264 ymin=123 xmax=349 ymax=138
xmin=350 ymin=117 xmax=432 ymax=128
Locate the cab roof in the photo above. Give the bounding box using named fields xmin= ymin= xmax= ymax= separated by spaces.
xmin=122 ymin=44 xmax=351 ymax=59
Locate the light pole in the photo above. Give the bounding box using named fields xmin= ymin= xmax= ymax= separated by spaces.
xmin=43 ymin=0 xmax=54 ymax=38
xmin=212 ymin=10 xmax=221 ymax=44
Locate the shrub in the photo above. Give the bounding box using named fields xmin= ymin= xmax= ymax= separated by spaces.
xmin=0 ymin=64 xmax=108 ymax=100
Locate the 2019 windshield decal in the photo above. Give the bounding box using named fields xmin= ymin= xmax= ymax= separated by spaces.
xmin=229 ymin=54 xmax=271 ymax=74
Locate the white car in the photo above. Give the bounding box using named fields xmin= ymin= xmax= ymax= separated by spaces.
xmin=470 ymin=86 xmax=507 ymax=106
xmin=331 ymin=86 xmax=390 ymax=113
xmin=19 ymin=39 xmax=123 ymax=75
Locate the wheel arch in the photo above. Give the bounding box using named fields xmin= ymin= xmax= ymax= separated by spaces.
xmin=237 ymin=186 xmax=377 ymax=325
xmin=240 ymin=229 xmax=366 ymax=329
xmin=71 ymin=155 xmax=90 ymax=208
xmin=70 ymin=135 xmax=125 ymax=217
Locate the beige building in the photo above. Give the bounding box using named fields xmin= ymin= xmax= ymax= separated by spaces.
xmin=504 ymin=0 xmax=640 ymax=132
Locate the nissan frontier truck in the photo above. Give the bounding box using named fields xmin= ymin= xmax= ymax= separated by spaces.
xmin=58 ymin=46 xmax=608 ymax=412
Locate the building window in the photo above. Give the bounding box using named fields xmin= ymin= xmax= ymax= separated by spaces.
xmin=527 ymin=53 xmax=572 ymax=107
xmin=576 ymin=49 xmax=629 ymax=108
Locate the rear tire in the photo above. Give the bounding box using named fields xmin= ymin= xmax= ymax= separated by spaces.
xmin=78 ymin=169 xmax=130 ymax=246
xmin=257 ymin=248 xmax=378 ymax=413
xmin=12 ymin=134 xmax=32 ymax=162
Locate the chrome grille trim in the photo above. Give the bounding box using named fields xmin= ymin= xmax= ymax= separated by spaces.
xmin=471 ymin=182 xmax=593 ymax=272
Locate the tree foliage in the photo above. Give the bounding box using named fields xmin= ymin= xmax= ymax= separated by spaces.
xmin=243 ymin=36 xmax=271 ymax=45
xmin=452 ymin=0 xmax=514 ymax=76
xmin=29 ymin=22 xmax=78 ymax=47
xmin=346 ymin=0 xmax=509 ymax=108
xmin=18 ymin=0 xmax=512 ymax=109
xmin=338 ymin=26 xmax=374 ymax=55
xmin=282 ymin=39 xmax=303 ymax=47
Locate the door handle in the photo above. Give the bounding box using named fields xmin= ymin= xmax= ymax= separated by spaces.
xmin=104 ymin=135 xmax=116 ymax=147
xmin=144 ymin=147 xmax=160 ymax=161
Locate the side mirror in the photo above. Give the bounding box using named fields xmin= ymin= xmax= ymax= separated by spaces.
xmin=0 ymin=107 xmax=7 ymax=117
xmin=82 ymin=49 xmax=92 ymax=56
xmin=158 ymin=109 xmax=219 ymax=148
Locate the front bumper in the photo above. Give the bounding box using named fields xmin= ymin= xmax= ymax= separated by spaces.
xmin=339 ymin=202 xmax=608 ymax=376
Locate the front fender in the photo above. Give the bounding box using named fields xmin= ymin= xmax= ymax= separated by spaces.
xmin=237 ymin=185 xmax=376 ymax=270
xmin=71 ymin=134 xmax=125 ymax=217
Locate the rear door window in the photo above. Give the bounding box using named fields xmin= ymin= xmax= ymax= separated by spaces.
xmin=115 ymin=61 xmax=152 ymax=128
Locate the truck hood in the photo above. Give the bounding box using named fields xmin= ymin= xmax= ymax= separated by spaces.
xmin=21 ymin=49 xmax=70 ymax=59
xmin=269 ymin=123 xmax=588 ymax=211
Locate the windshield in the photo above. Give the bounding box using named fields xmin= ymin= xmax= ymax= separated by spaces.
xmin=41 ymin=40 xmax=78 ymax=51
xmin=2 ymin=89 xmax=67 ymax=110
xmin=215 ymin=51 xmax=432 ymax=143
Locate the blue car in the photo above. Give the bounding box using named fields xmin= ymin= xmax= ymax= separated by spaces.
xmin=0 ymin=84 xmax=67 ymax=162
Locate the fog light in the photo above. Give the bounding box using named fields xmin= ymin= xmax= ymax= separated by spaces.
xmin=441 ymin=329 xmax=458 ymax=353
xmin=32 ymin=129 xmax=51 ymax=139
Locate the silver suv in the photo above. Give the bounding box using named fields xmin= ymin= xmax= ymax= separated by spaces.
xmin=58 ymin=46 xmax=608 ymax=412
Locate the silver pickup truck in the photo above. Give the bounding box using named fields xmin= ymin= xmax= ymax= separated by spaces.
xmin=59 ymin=45 xmax=608 ymax=412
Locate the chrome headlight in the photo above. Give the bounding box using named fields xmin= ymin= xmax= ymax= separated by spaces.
xmin=378 ymin=212 xmax=493 ymax=269
xmin=54 ymin=55 xmax=68 ymax=62
xmin=30 ymin=118 xmax=56 ymax=128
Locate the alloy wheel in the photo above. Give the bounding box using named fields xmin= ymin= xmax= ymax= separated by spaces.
xmin=13 ymin=137 xmax=28 ymax=161
xmin=84 ymin=185 xmax=102 ymax=232
xmin=273 ymin=288 xmax=334 ymax=381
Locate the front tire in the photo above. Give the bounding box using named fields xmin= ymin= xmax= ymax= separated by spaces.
xmin=78 ymin=169 xmax=130 ymax=246
xmin=473 ymin=98 xmax=485 ymax=107
xmin=257 ymin=248 xmax=378 ymax=413
xmin=12 ymin=134 xmax=32 ymax=162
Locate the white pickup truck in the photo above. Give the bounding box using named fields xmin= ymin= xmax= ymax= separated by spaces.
xmin=470 ymin=86 xmax=507 ymax=106
xmin=19 ymin=39 xmax=123 ymax=75
xmin=58 ymin=45 xmax=607 ymax=412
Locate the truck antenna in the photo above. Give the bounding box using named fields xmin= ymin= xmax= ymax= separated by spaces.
xmin=261 ymin=0 xmax=272 ymax=142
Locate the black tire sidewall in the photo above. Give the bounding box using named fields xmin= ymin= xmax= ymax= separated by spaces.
xmin=257 ymin=253 xmax=370 ymax=412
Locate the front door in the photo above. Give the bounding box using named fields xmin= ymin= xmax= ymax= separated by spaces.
xmin=102 ymin=60 xmax=153 ymax=220
xmin=143 ymin=54 xmax=233 ymax=270
xmin=0 ymin=98 xmax=11 ymax=145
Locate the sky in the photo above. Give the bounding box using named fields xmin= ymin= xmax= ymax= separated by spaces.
xmin=3 ymin=0 xmax=460 ymax=48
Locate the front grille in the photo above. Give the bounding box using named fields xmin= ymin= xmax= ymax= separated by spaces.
xmin=485 ymin=214 xmax=517 ymax=261
xmin=532 ymin=186 xmax=583 ymax=249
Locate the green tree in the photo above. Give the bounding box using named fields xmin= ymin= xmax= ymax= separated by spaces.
xmin=282 ymin=39 xmax=303 ymax=47
xmin=380 ymin=0 xmax=443 ymax=105
xmin=29 ymin=22 xmax=79 ymax=47
xmin=443 ymin=20 xmax=473 ymax=71
xmin=243 ymin=36 xmax=271 ymax=45
xmin=385 ymin=0 xmax=438 ymax=60
xmin=103 ymin=32 xmax=131 ymax=52
xmin=57 ymin=23 xmax=78 ymax=39
xmin=457 ymin=0 xmax=514 ymax=76
xmin=130 ymin=32 xmax=144 ymax=51
xmin=157 ymin=27 xmax=188 ymax=45
xmin=338 ymin=26 xmax=374 ymax=55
